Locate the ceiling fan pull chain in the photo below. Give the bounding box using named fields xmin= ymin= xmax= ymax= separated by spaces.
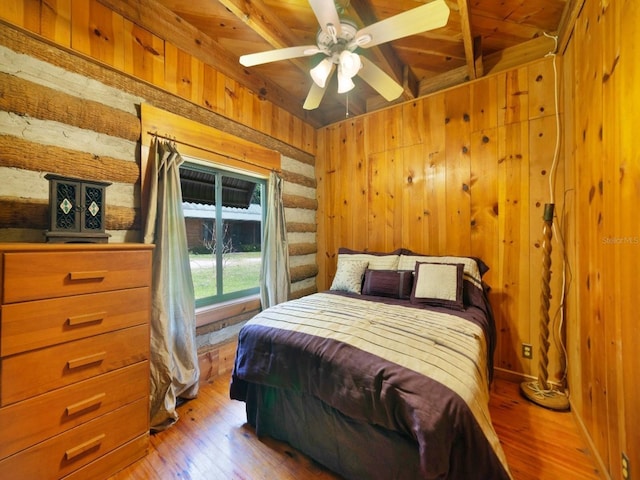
xmin=346 ymin=94 xmax=350 ymax=118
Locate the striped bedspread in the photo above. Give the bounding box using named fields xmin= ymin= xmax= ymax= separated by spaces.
xmin=231 ymin=292 xmax=512 ymax=479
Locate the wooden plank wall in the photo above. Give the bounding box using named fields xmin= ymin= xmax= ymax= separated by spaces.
xmin=563 ymin=0 xmax=640 ymax=478
xmin=317 ymin=56 xmax=565 ymax=381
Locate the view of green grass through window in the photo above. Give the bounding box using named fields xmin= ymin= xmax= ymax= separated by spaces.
xmin=180 ymin=162 xmax=265 ymax=307
xmin=189 ymin=251 xmax=261 ymax=299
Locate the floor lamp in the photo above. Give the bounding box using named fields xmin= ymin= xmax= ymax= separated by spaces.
xmin=520 ymin=203 xmax=570 ymax=411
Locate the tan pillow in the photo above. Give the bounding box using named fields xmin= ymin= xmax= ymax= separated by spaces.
xmin=330 ymin=258 xmax=369 ymax=294
xmin=410 ymin=262 xmax=464 ymax=310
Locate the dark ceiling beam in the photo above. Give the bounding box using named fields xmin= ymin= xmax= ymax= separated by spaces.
xmin=413 ymin=34 xmax=556 ymax=99
xmin=482 ymin=35 xmax=557 ymax=75
xmin=217 ymin=0 xmax=308 ymax=75
xmin=98 ymin=0 xmax=325 ymax=127
xmin=417 ymin=65 xmax=468 ymax=98
xmin=556 ymin=0 xmax=586 ymax=54
xmin=457 ymin=0 xmax=481 ymax=80
xmin=347 ymin=0 xmax=419 ymax=100
xmin=217 ymin=0 xmax=366 ymax=116
xmin=473 ymin=36 xmax=484 ymax=78
xmin=217 ymin=0 xmax=320 ymax=105
xmin=218 ymin=0 xmax=300 ymax=49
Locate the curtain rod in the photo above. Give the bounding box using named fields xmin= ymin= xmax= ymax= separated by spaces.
xmin=146 ymin=131 xmax=279 ymax=174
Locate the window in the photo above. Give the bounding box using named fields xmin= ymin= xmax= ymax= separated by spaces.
xmin=180 ymin=162 xmax=266 ymax=308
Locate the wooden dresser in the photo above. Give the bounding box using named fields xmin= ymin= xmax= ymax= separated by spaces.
xmin=0 ymin=243 xmax=153 ymax=479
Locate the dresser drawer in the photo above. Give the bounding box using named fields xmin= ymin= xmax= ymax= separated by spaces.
xmin=0 ymin=398 xmax=148 ymax=480
xmin=0 ymin=362 xmax=148 ymax=459
xmin=1 ymin=287 xmax=150 ymax=356
xmin=62 ymin=434 xmax=149 ymax=480
xmin=1 ymin=250 xmax=152 ymax=303
xmin=1 ymin=325 xmax=148 ymax=406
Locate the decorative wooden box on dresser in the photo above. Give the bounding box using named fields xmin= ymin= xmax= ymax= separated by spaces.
xmin=0 ymin=243 xmax=153 ymax=480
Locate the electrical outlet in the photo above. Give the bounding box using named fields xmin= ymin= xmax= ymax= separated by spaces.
xmin=522 ymin=343 xmax=533 ymax=359
xmin=622 ymin=452 xmax=631 ymax=480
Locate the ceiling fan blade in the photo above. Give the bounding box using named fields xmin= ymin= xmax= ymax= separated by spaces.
xmin=240 ymin=45 xmax=320 ymax=67
xmin=357 ymin=57 xmax=403 ymax=101
xmin=303 ymin=64 xmax=335 ymax=110
xmin=303 ymin=83 xmax=327 ymax=110
xmin=355 ymin=0 xmax=450 ymax=49
xmin=308 ymin=0 xmax=342 ymax=38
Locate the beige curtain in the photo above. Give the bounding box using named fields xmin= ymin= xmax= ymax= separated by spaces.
xmin=259 ymin=171 xmax=290 ymax=308
xmin=144 ymin=138 xmax=199 ymax=431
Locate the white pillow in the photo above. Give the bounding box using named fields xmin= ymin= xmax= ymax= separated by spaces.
xmin=410 ymin=262 xmax=465 ymax=310
xmin=398 ymin=255 xmax=482 ymax=288
xmin=330 ymin=259 xmax=369 ymax=294
xmin=337 ymin=252 xmax=399 ymax=270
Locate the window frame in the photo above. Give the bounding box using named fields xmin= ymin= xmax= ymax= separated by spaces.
xmin=181 ymin=160 xmax=267 ymax=308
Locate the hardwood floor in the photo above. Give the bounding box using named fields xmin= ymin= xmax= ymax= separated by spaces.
xmin=111 ymin=374 xmax=602 ymax=480
xmin=489 ymin=379 xmax=601 ymax=480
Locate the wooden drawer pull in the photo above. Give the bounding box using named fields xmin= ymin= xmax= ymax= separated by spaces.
xmin=64 ymin=434 xmax=106 ymax=461
xmin=65 ymin=393 xmax=106 ymax=416
xmin=67 ymin=352 xmax=106 ymax=369
xmin=69 ymin=270 xmax=107 ymax=281
xmin=67 ymin=312 xmax=106 ymax=326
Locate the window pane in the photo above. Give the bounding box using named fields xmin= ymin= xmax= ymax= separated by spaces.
xmin=187 ymin=217 xmax=217 ymax=301
xmin=223 ymin=251 xmax=261 ymax=294
xmin=221 ymin=178 xmax=262 ymax=295
xmin=181 ymin=163 xmax=263 ymax=306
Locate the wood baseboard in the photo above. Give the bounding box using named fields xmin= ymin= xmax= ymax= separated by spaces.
xmin=493 ymin=367 xmax=565 ymax=390
xmin=493 ymin=367 xmax=536 ymax=383
xmin=569 ymin=398 xmax=612 ymax=480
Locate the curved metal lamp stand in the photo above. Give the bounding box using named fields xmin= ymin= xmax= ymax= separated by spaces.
xmin=520 ymin=203 xmax=570 ymax=411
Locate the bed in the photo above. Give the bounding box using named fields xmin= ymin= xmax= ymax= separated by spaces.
xmin=230 ymin=249 xmax=512 ymax=480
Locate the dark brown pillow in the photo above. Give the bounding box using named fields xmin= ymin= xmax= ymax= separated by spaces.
xmin=362 ymin=269 xmax=413 ymax=299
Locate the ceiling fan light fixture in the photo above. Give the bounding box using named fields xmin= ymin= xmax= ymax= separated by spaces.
xmin=237 ymin=0 xmax=452 ymax=111
xmin=310 ymin=58 xmax=334 ymax=88
xmin=337 ymin=69 xmax=355 ymax=93
xmin=338 ymin=50 xmax=361 ymax=78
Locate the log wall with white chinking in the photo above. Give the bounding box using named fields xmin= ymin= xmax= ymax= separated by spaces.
xmin=316 ymin=55 xmax=566 ymax=385
xmin=0 ymin=0 xmax=318 ymax=381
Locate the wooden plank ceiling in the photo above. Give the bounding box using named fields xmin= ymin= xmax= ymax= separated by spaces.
xmin=148 ymin=0 xmax=572 ymax=126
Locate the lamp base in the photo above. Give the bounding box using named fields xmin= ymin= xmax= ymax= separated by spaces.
xmin=520 ymin=381 xmax=570 ymax=411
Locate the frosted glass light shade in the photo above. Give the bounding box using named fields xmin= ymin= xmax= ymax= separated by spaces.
xmin=310 ymin=58 xmax=333 ymax=88
xmin=339 ymin=50 xmax=361 ymax=78
xmin=337 ymin=70 xmax=355 ymax=93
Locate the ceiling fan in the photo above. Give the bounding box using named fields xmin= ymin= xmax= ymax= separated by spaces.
xmin=239 ymin=0 xmax=451 ymax=110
